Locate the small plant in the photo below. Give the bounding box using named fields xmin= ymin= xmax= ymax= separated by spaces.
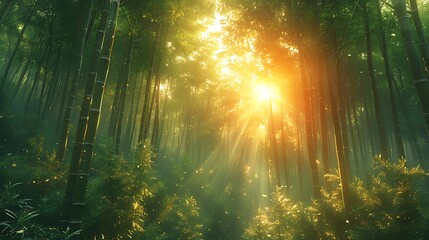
xmin=0 ymin=182 xmax=80 ymax=240
xmin=0 ymin=182 xmax=32 ymax=211
xmin=244 ymin=188 xmax=318 ymax=240
xmin=0 ymin=208 xmax=39 ymax=239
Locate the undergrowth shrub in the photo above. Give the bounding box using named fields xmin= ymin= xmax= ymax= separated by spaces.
xmin=80 ymin=140 xmax=205 ymax=239
xmin=0 ymin=137 xmax=206 ymax=239
xmin=244 ymin=157 xmax=429 ymax=240
xmin=349 ymin=157 xmax=429 ymax=239
xmin=81 ymin=141 xmax=155 ymax=239
xmin=134 ymin=194 xmax=203 ymax=240
xmin=0 ymin=134 xmax=64 ymax=227
xmin=0 ymin=182 xmax=79 ymax=240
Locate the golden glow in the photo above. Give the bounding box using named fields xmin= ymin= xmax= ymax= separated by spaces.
xmin=176 ymin=0 xmax=303 ymax=207
xmin=198 ymin=4 xmax=285 ymax=127
xmin=254 ymin=84 xmax=274 ymax=102
xmin=206 ymin=12 xmax=224 ymax=34
xmin=195 ymin=2 xmax=294 ymax=152
xmin=199 ymin=2 xmax=227 ymax=41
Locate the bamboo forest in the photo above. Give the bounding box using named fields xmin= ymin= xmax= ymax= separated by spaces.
xmin=2 ymin=0 xmax=429 ymax=239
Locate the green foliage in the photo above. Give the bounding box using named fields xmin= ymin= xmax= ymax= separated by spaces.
xmin=1 ymin=0 xmax=428 ymax=239
xmin=135 ymin=195 xmax=203 ymax=240
xmin=244 ymin=158 xmax=429 ymax=240
xmin=349 ymin=157 xmax=429 ymax=239
xmin=0 ymin=183 xmax=31 ymax=210
xmin=201 ymin=179 xmax=249 ymax=240
xmin=131 ymin=148 xmax=204 ymax=239
xmin=0 ymin=135 xmax=63 ymax=196
xmin=0 ymin=136 xmax=73 ymax=239
xmin=78 ymin=140 xmax=206 ymax=239
xmin=0 ymin=182 xmax=79 ymax=240
xmin=0 ymin=135 xmax=206 ymax=239
xmin=0 ymin=116 xmax=39 ymax=156
xmin=244 ymin=189 xmax=318 ymax=240
xmin=81 ymin=141 xmax=153 ymax=239
xmin=0 ymin=208 xmax=40 ymax=239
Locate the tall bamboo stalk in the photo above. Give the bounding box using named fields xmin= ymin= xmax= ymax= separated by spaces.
xmin=62 ymin=1 xmax=108 ymax=223
xmin=67 ymin=0 xmax=120 ymax=231
xmin=0 ymin=0 xmax=15 ymax=25
xmin=56 ymin=0 xmax=94 ymax=163
xmin=362 ymin=1 xmax=389 ymax=159
xmin=376 ymin=0 xmax=405 ymax=158
xmin=391 ymin=0 xmax=429 ymax=134
xmin=0 ymin=15 xmax=30 ymax=89
xmin=299 ymin=45 xmax=321 ymax=199
xmin=409 ymin=0 xmax=429 ymax=72
xmin=115 ymin=38 xmax=133 ymax=154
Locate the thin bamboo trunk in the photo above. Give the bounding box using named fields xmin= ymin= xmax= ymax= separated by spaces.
xmin=391 ymin=0 xmax=429 ymax=134
xmin=280 ymin=106 xmax=290 ymax=191
xmin=124 ymin=74 xmax=138 ymax=154
xmin=1 ymin=16 xmax=30 ymax=89
xmin=37 ymin=41 xmax=52 ymax=119
xmin=108 ymin=55 xmax=124 ymax=138
xmin=151 ymin=80 xmax=160 ymax=149
xmin=38 ymin=15 xmax=57 ymax=120
xmin=10 ymin=35 xmax=41 ymax=101
xmin=393 ymin=73 xmax=426 ymax=166
xmin=376 ymin=0 xmax=405 ymax=158
xmin=318 ymin=60 xmax=332 ymax=190
xmin=338 ymin=66 xmax=352 ymax=182
xmin=115 ymin=38 xmax=133 ymax=154
xmin=11 ymin=59 xmax=31 ymax=101
xmin=56 ymin=0 xmax=95 ymax=163
xmin=344 ymin=81 xmax=359 ymax=172
xmin=20 ymin=61 xmax=35 ymax=99
xmin=145 ymin=42 xmax=164 ymax=142
xmin=25 ymin=44 xmax=48 ymax=114
xmin=0 ymin=0 xmax=15 ymax=24
xmin=350 ymin=86 xmax=368 ymax=177
xmin=269 ymin=100 xmax=280 ymax=187
xmin=157 ymin=83 xmax=170 ymax=152
xmin=315 ymin=0 xmax=332 ymax=190
xmin=150 ymin=28 xmax=168 ymax=150
xmin=9 ymin=58 xmax=24 ymax=82
xmin=138 ymin=23 xmax=162 ymax=143
xmin=298 ymin=46 xmax=320 ymax=199
xmin=129 ymin=72 xmax=146 ymax=151
xmin=362 ymin=2 xmax=389 ymax=159
xmin=42 ymin=50 xmax=63 ymax=119
xmin=326 ymin=52 xmax=351 ymax=210
xmin=409 ymin=0 xmax=429 ymax=72
xmin=359 ymin=76 xmax=377 ymax=157
xmin=56 ymin=64 xmax=72 ymax=134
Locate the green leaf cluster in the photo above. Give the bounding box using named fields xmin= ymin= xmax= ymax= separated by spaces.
xmin=244 ymin=158 xmax=429 ymax=240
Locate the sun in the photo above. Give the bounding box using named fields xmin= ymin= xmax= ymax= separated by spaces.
xmin=253 ymin=83 xmax=277 ymax=103
xmin=255 ymin=84 xmax=271 ymax=101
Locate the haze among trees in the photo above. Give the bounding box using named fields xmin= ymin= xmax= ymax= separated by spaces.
xmin=1 ymin=0 xmax=429 ymax=239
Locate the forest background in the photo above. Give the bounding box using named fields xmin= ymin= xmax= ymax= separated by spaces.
xmin=1 ymin=0 xmax=429 ymax=239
